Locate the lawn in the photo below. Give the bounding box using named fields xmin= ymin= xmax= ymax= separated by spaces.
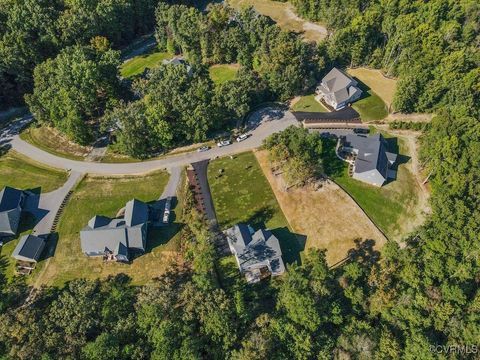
xmin=228 ymin=0 xmax=327 ymax=42
xmin=255 ymin=150 xmax=386 ymax=265
xmin=208 ymin=151 xmax=302 ymax=264
xmin=352 ymin=89 xmax=389 ymax=121
xmin=120 ymin=51 xmax=173 ymax=78
xmin=32 ymin=171 xmax=183 ymax=287
xmin=348 ymin=67 xmax=397 ymax=109
xmin=209 ymin=64 xmax=240 ymax=85
xmin=331 ymin=133 xmax=421 ymax=240
xmin=0 ymin=150 xmax=68 ymax=192
xmin=20 ymin=126 xmax=90 ymax=161
xmin=291 ymin=94 xmax=328 ymax=112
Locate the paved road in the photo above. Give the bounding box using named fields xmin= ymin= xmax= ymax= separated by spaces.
xmin=160 ymin=166 xmax=182 ymax=200
xmin=24 ymin=172 xmax=83 ymax=236
xmin=2 ymin=108 xmax=298 ymax=175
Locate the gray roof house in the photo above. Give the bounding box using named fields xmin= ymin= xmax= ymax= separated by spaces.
xmin=316 ymin=68 xmax=362 ymax=110
xmin=162 ymin=57 xmax=193 ymax=76
xmin=225 ymin=224 xmax=285 ymax=283
xmin=12 ymin=234 xmax=46 ymax=263
xmin=80 ymin=199 xmax=149 ymax=262
xmin=0 ymin=186 xmax=25 ymax=238
xmin=342 ymin=134 xmax=397 ymax=187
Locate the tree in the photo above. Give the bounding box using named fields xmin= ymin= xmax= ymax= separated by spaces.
xmin=26 ymin=44 xmax=121 ymax=144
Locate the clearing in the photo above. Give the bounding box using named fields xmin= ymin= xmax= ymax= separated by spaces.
xmin=209 ymin=64 xmax=240 ymax=85
xmin=351 ymin=88 xmax=388 ymax=121
xmin=20 ymin=126 xmax=91 ymax=161
xmin=291 ymin=94 xmax=328 ymax=112
xmin=331 ymin=131 xmax=427 ymax=241
xmin=120 ymin=51 xmax=173 ymax=78
xmin=255 ymin=150 xmax=386 ymax=265
xmin=347 ymin=68 xmax=397 ymax=110
xmin=208 ymin=151 xmax=303 ymax=264
xmin=228 ymin=0 xmax=327 ymax=43
xmin=0 ymin=150 xmax=68 ymax=192
xmin=32 ymin=171 xmax=182 ymax=287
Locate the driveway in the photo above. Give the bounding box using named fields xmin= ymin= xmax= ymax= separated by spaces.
xmin=2 ymin=107 xmax=298 ymax=175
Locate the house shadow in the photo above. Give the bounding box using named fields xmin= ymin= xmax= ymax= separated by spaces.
xmin=145 ymin=222 xmax=183 ymax=254
xmin=350 ymin=76 xmax=372 ymax=101
xmin=22 ymin=191 xmax=50 ymax=229
xmin=37 ymin=232 xmax=59 ymax=263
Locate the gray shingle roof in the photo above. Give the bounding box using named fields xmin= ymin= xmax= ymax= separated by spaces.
xmin=343 ymin=134 xmax=395 ymax=179
xmin=80 ymin=199 xmax=149 ymax=259
xmin=226 ymin=224 xmax=285 ymax=276
xmin=12 ymin=234 xmax=46 ymax=262
xmin=0 ymin=186 xmax=23 ymax=212
xmin=317 ymin=67 xmax=361 ymax=105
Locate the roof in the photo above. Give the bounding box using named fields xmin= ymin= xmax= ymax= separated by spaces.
xmin=317 ymin=68 xmax=361 ymax=105
xmin=343 ymin=134 xmax=394 ymax=177
xmin=293 ymin=107 xmax=361 ymax=123
xmin=0 ymin=187 xmax=23 ymax=212
xmin=12 ymin=234 xmax=46 ymax=262
xmin=226 ymin=224 xmax=285 ymax=275
xmin=80 ymin=199 xmax=149 ymax=257
xmin=0 ymin=210 xmax=19 ymax=235
xmin=125 ymin=199 xmax=148 ymax=227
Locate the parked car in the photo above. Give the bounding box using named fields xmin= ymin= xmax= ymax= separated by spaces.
xmin=217 ymin=140 xmax=231 ymax=147
xmin=236 ymin=134 xmax=249 ymax=142
xmin=197 ymin=146 xmax=210 ymax=152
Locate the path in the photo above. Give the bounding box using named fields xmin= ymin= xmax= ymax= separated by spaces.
xmin=160 ymin=166 xmax=182 ymax=200
xmin=2 ymin=108 xmax=298 ymax=175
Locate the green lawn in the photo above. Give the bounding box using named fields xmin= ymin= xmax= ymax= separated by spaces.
xmin=209 ymin=64 xmax=239 ymax=85
xmin=33 ymin=171 xmax=183 ymax=287
xmin=120 ymin=51 xmax=173 ymax=78
xmin=331 ymin=134 xmax=419 ymax=239
xmin=0 ymin=150 xmax=68 ymax=193
xmin=352 ymin=89 xmax=388 ymax=121
xmin=208 ymin=151 xmax=302 ymax=264
xmin=292 ymin=94 xmax=328 ymax=112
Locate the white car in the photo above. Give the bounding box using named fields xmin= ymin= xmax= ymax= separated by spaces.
xmin=217 ymin=140 xmax=231 ymax=147
xmin=197 ymin=146 xmax=210 ymax=152
xmin=236 ymin=134 xmax=248 ymax=142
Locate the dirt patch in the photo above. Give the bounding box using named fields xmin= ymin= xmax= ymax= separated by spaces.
xmin=255 ymin=150 xmax=387 ymax=265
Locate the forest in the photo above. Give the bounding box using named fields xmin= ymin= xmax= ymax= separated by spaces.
xmin=1 ymin=0 xmax=479 ymax=359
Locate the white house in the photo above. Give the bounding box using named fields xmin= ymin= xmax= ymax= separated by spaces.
xmin=316 ymin=68 xmax=362 ymax=110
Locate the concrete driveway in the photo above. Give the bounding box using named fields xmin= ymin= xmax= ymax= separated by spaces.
xmin=2 ymin=107 xmax=298 ymax=175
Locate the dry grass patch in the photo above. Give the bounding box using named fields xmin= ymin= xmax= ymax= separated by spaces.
xmin=255 ymin=150 xmax=387 ymax=265
xmin=20 ymin=126 xmax=91 ymax=160
xmin=347 ymin=67 xmax=397 ymax=109
xmin=228 ymin=0 xmax=327 ymax=42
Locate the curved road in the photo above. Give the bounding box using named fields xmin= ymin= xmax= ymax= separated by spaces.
xmin=2 ymin=108 xmax=297 ymax=175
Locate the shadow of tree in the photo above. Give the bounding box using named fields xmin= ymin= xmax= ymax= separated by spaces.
xmin=347 ymin=238 xmax=380 ymax=267
xmin=245 ymin=206 xmax=275 ymax=230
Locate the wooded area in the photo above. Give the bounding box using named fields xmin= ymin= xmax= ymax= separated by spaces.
xmin=1 ymin=0 xmax=479 ymax=359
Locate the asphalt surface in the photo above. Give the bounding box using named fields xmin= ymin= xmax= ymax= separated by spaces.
xmin=1 ymin=108 xmax=298 ymax=175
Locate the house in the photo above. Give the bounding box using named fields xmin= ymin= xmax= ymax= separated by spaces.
xmin=0 ymin=186 xmax=25 ymax=238
xmin=341 ymin=134 xmax=397 ymax=186
xmin=11 ymin=234 xmax=46 ymax=263
xmin=80 ymin=199 xmax=149 ymax=262
xmin=162 ymin=57 xmax=193 ymax=76
xmin=225 ymin=224 xmax=285 ymax=283
xmin=316 ymin=68 xmax=362 ymax=110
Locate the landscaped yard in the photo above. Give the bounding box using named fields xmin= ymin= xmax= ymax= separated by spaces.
xmin=208 ymin=151 xmax=302 ymax=264
xmin=348 ymin=67 xmax=397 ymax=109
xmin=331 ymin=133 xmax=422 ymax=240
xmin=0 ymin=150 xmax=68 ymax=192
xmin=209 ymin=64 xmax=240 ymax=85
xmin=255 ymin=150 xmax=386 ymax=265
xmin=351 ymin=88 xmax=389 ymax=121
xmin=120 ymin=51 xmax=173 ymax=78
xmin=291 ymin=94 xmax=328 ymax=112
xmin=32 ymin=171 xmax=182 ymax=287
xmin=20 ymin=126 xmax=91 ymax=161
